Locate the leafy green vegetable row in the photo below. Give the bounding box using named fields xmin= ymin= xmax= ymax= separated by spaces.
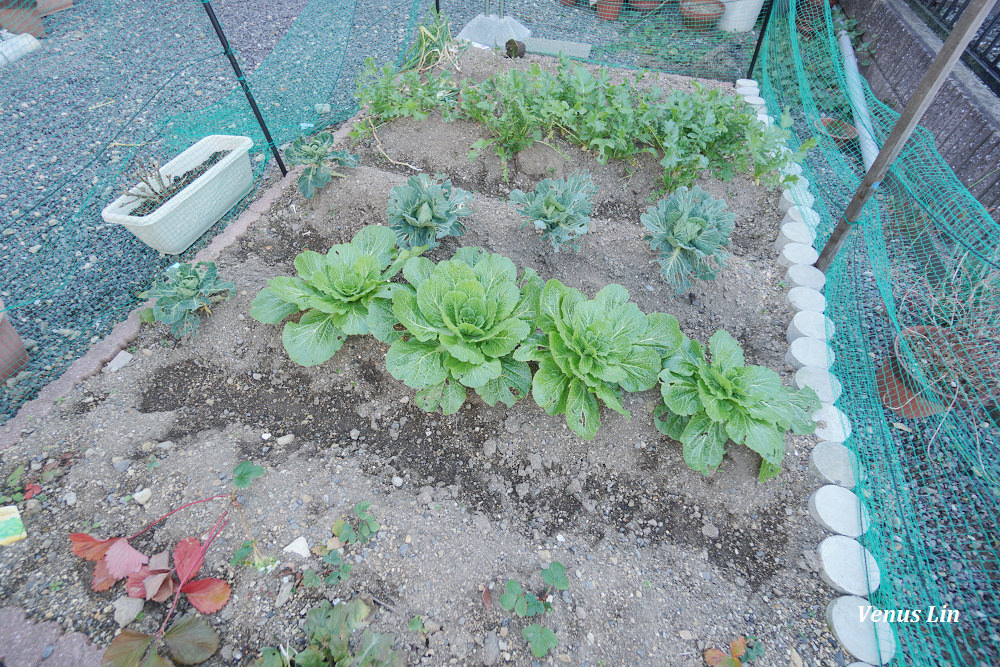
xmin=353 ymin=55 xmax=811 ymax=190
xmin=250 ymin=225 xmax=820 ymax=481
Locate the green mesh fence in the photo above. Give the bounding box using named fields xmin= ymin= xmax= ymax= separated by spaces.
xmin=757 ymin=1 xmax=1000 ymax=664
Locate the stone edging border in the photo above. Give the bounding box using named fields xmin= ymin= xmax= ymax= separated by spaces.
xmin=737 ymin=78 xmax=897 ymax=666
xmin=0 ymin=117 xmax=370 ymax=450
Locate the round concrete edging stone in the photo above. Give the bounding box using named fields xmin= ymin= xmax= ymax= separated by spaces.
xmin=826 ymin=596 xmax=897 ymax=664
xmin=809 ymin=440 xmax=857 ymax=487
xmin=786 ymin=263 xmax=826 ymax=291
xmin=779 ymin=187 xmax=816 ymax=213
xmin=775 ymin=220 xmax=815 ymax=252
xmin=819 ymin=535 xmax=881 ymax=596
xmin=795 ymin=366 xmax=843 ymax=404
xmin=809 ymin=484 xmax=870 ymax=537
xmin=787 ymin=310 xmax=833 ymax=343
xmin=782 ymin=205 xmax=821 ymax=229
xmin=779 ymin=243 xmax=820 ymax=269
xmin=785 ymin=336 xmax=834 ymax=370
xmin=813 ymin=404 xmax=852 ymax=442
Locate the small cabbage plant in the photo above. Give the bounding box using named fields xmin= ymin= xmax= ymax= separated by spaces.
xmin=642 ymin=186 xmax=736 ymax=292
xmin=655 ymin=330 xmax=821 ymax=482
xmin=510 ymin=171 xmax=598 ymax=252
xmin=284 ymin=131 xmax=360 ymax=199
xmin=139 ymin=261 xmax=235 ymax=338
xmin=386 ymin=247 xmax=543 ymax=414
xmin=387 ymin=172 xmax=473 ymax=249
xmin=514 ymin=280 xmax=682 ymax=439
xmin=249 ymin=225 xmax=421 ymax=366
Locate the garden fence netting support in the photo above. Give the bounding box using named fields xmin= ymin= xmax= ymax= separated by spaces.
xmin=0 ymin=0 xmax=997 ymax=663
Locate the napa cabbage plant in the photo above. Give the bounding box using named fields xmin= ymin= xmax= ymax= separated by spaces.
xmin=284 ymin=131 xmax=360 ymax=199
xmin=655 ymin=330 xmax=821 ymax=482
xmin=510 ymin=171 xmax=598 ymax=252
xmin=386 ymin=247 xmax=543 ymax=414
xmin=249 ymin=225 xmax=421 ymax=366
xmin=642 ymin=186 xmax=736 ymax=292
xmin=514 ymin=280 xmax=683 ymax=439
xmin=387 ymin=172 xmax=473 ymax=250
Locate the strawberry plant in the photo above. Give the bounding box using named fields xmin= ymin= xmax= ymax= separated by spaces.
xmin=332 ymin=501 xmax=381 ymax=546
xmin=69 ymin=461 xmax=267 ymax=666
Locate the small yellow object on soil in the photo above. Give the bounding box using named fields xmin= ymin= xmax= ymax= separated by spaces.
xmin=0 ymin=505 xmax=27 ymax=546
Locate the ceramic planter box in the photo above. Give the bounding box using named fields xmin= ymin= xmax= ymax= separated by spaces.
xmin=102 ymin=135 xmax=254 ymax=255
xmin=0 ymin=298 xmax=29 ymax=383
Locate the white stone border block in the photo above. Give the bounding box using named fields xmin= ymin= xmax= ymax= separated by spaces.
xmin=826 ymin=596 xmax=897 ymax=664
xmin=786 ymin=337 xmax=835 ymax=370
xmin=819 ymin=535 xmax=881 ymax=596
xmin=787 ymin=311 xmax=833 ymax=343
xmin=774 ymin=221 xmax=815 ymax=252
xmin=782 ymin=205 xmax=822 ymax=230
xmin=809 ymin=484 xmax=870 ymax=537
xmin=779 ymin=188 xmax=816 ymax=213
xmin=786 ymin=263 xmax=826 ymax=290
xmin=786 ymin=285 xmax=826 ymax=312
xmin=778 ymin=243 xmax=819 ymax=268
xmin=795 ymin=366 xmax=843 ymax=405
xmin=809 ymin=441 xmax=857 ymax=488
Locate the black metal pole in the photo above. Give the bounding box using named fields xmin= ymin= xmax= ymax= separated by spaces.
xmin=201 ymin=0 xmax=288 ymax=176
xmin=746 ymin=0 xmax=776 ymax=79
xmin=435 ymin=0 xmax=440 ymax=14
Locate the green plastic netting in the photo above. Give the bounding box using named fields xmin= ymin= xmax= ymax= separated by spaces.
xmin=757 ymin=1 xmax=999 ymax=664
xmin=1 ymin=1 xmax=998 ymax=663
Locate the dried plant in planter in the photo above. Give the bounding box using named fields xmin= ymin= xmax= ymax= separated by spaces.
xmin=124 ymin=159 xmax=183 ymax=208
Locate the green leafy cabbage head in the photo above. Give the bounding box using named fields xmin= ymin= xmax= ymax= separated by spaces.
xmin=284 ymin=132 xmax=360 ymax=199
xmin=655 ymin=330 xmax=820 ymax=482
xmin=386 ymin=247 xmax=543 ymax=414
xmin=249 ymin=225 xmax=420 ymax=367
xmin=387 ymin=172 xmax=473 ymax=250
xmin=510 ymin=170 xmax=597 ymax=252
xmin=514 ymin=279 xmax=682 ymax=439
xmin=140 ymin=261 xmax=235 ymax=338
xmin=642 ymin=185 xmax=735 ymax=293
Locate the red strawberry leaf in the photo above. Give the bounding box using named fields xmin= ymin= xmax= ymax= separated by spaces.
xmin=180 ymin=578 xmax=231 ymax=614
xmin=704 ymin=648 xmax=741 ymax=667
xmin=105 ymin=538 xmax=149 ymax=579
xmin=140 ymin=651 xmax=174 ymax=667
xmin=91 ymin=557 xmax=117 ymax=592
xmin=23 ymin=483 xmax=41 ymax=500
xmin=144 ymin=571 xmax=176 ymax=602
xmin=126 ymin=566 xmax=152 ymax=598
xmin=69 ymin=533 xmax=115 ymax=561
xmin=149 ymin=550 xmax=170 ymax=572
xmin=163 ymin=614 xmax=220 ymax=663
xmin=173 ymin=537 xmax=205 ymax=586
xmin=104 ymin=630 xmax=154 ymax=667
xmin=730 ymin=637 xmax=747 ymax=658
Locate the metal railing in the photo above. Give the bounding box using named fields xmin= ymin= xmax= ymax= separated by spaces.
xmin=905 ymin=0 xmax=1000 ymax=94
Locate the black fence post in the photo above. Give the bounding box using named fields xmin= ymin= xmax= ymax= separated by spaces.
xmin=201 ymin=0 xmax=288 ymax=176
xmin=746 ymin=0 xmax=776 ymax=80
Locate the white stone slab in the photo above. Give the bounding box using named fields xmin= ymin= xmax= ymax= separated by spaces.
xmin=106 ymin=350 xmax=134 ymax=373
xmin=819 ymin=535 xmax=880 ymax=596
xmin=742 ymin=94 xmax=766 ymax=109
xmin=826 ymin=596 xmax=897 ymax=664
xmin=735 ymin=78 xmax=758 ymax=88
xmin=779 ymin=187 xmax=816 ymax=213
xmin=779 ymin=244 xmax=819 ymax=269
xmin=813 ymin=404 xmax=852 ymax=442
xmin=736 ymin=85 xmax=759 ymax=96
xmin=795 ymin=366 xmax=843 ymax=404
xmin=782 ymin=205 xmax=822 ymax=229
xmin=809 ymin=485 xmax=869 ymax=537
xmin=787 ymin=311 xmax=833 ymax=343
xmin=786 ymin=263 xmax=827 ymax=290
xmin=786 ymin=285 xmax=826 ymax=312
xmin=809 ymin=441 xmax=857 ymax=488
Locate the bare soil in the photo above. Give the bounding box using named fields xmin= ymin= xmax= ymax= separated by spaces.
xmin=0 ymin=50 xmax=847 ymax=667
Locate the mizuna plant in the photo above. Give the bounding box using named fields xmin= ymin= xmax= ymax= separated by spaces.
xmin=509 ymin=171 xmax=598 ymax=252
xmin=386 ymin=172 xmax=473 ymax=250
xmin=655 ymin=330 xmax=820 ymax=482
xmin=386 ymin=247 xmax=543 ymax=414
xmin=641 ymin=186 xmax=736 ymax=292
xmin=69 ymin=461 xmax=265 ymax=666
xmin=250 ymin=225 xmax=421 ymax=366
xmin=514 ymin=280 xmax=682 ymax=439
xmin=139 ymin=261 xmax=235 ymax=338
xmin=284 ymin=131 xmax=360 ymax=199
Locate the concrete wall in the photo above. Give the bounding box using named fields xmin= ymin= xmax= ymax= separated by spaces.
xmin=840 ymin=0 xmax=1000 ymax=214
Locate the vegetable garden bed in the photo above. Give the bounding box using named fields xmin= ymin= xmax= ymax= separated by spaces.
xmin=0 ymin=49 xmax=850 ymax=666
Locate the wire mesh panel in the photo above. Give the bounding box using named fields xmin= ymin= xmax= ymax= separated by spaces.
xmin=758 ymin=1 xmax=1000 ymax=664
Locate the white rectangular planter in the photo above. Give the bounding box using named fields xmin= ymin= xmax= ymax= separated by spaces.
xmin=102 ymin=135 xmax=254 ymax=255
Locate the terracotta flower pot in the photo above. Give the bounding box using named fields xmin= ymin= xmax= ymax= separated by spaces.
xmin=679 ymin=0 xmax=725 ymax=32
xmin=630 ymin=0 xmax=663 ymax=11
xmin=560 ymin=0 xmax=576 ymax=6
xmin=814 ymin=117 xmax=858 ymax=150
xmin=597 ymin=0 xmax=623 ymax=21
xmin=0 ymin=298 xmax=29 ymax=383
